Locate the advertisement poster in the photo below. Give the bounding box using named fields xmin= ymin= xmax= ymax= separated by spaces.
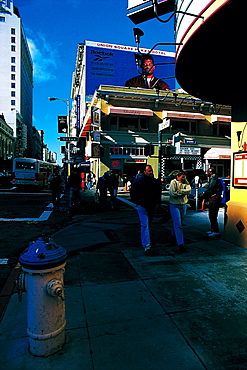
xmin=233 ymin=152 xmax=247 ymax=187
xmin=85 ymin=40 xmax=175 ymax=97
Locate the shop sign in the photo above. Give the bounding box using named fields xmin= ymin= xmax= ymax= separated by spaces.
xmin=179 ymin=147 xmax=201 ymax=155
xmin=124 ymin=158 xmax=146 ymax=163
xmin=110 ymin=159 xmax=121 ymax=169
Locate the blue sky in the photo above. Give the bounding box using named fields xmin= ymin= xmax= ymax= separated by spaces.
xmin=14 ymin=0 xmax=175 ymax=164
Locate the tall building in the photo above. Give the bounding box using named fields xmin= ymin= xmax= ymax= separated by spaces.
xmin=0 ymin=0 xmax=33 ymax=157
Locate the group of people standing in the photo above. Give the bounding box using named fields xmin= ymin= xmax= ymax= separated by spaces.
xmin=49 ymin=164 xmax=222 ymax=255
xmin=131 ymin=164 xmax=222 ymax=256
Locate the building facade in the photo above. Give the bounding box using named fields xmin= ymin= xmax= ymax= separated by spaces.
xmin=0 ymin=114 xmax=14 ymax=172
xmin=76 ymin=85 xmax=231 ymax=185
xmin=70 ymin=41 xmax=231 ymax=185
xmin=0 ymin=0 xmax=33 ymax=158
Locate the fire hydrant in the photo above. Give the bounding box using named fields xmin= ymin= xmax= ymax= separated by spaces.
xmin=18 ymin=237 xmax=67 ymax=357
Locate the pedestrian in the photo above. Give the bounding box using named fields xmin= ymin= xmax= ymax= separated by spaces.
xmin=130 ymin=164 xmax=161 ymax=255
xmin=67 ymin=169 xmax=82 ymax=209
xmin=199 ymin=167 xmax=222 ymax=237
xmin=96 ymin=172 xmax=109 ymax=209
xmin=107 ymin=172 xmax=119 ymax=209
xmin=169 ymin=170 xmax=191 ymax=253
xmin=49 ymin=169 xmax=64 ymax=211
xmin=86 ymin=171 xmax=96 ymax=189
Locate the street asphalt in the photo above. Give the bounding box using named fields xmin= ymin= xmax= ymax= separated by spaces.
xmin=1 ymin=189 xmax=247 ymax=369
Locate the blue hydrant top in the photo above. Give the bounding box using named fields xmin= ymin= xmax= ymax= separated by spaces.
xmin=19 ymin=238 xmax=67 ymax=269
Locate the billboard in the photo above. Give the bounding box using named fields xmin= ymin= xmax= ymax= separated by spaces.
xmin=85 ymin=40 xmax=175 ymax=97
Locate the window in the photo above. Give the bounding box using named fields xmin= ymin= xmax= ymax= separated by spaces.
xmin=11 ymin=57 xmax=16 ymax=63
xmin=11 ymin=45 xmax=15 ymax=52
xmin=11 ymin=66 xmax=15 ymax=72
xmin=11 ymin=83 xmax=15 ymax=88
xmin=170 ymin=119 xmax=198 ymax=135
xmin=0 ymin=17 xmax=5 ymax=22
xmin=11 ymin=74 xmax=15 ymax=80
xmin=119 ymin=117 xmax=138 ymax=130
xmin=11 ymin=28 xmax=15 ymax=35
xmin=11 ymin=100 xmax=15 ymax=106
xmin=110 ymin=145 xmax=145 ymax=156
xmin=140 ymin=118 xmax=148 ymax=130
xmin=11 ymin=37 xmax=15 ymax=43
xmin=213 ymin=122 xmax=231 ymax=137
xmin=171 ymin=120 xmax=190 ymax=134
xmin=11 ymin=91 xmax=15 ymax=97
xmin=110 ymin=116 xmax=117 ymax=129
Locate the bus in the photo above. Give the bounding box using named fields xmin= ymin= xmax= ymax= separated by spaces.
xmin=11 ymin=158 xmax=58 ymax=189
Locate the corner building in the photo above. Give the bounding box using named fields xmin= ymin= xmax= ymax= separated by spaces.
xmin=78 ymin=85 xmax=231 ymax=185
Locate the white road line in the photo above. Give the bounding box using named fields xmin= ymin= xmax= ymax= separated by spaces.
xmin=116 ymin=196 xmax=137 ymax=209
xmin=0 ymin=203 xmax=54 ymax=222
xmin=0 ymin=259 xmax=8 ymax=264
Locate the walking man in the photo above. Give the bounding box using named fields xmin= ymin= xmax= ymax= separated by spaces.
xmin=130 ymin=164 xmax=161 ymax=255
xmin=49 ymin=169 xmax=64 ymax=211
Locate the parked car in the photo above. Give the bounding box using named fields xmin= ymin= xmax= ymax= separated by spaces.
xmin=161 ymin=169 xmax=207 ymax=191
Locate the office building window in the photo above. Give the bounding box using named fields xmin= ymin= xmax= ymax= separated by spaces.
xmin=11 ymin=57 xmax=16 ymax=63
xmin=11 ymin=83 xmax=15 ymax=88
xmin=11 ymin=100 xmax=15 ymax=106
xmin=11 ymin=45 xmax=15 ymax=52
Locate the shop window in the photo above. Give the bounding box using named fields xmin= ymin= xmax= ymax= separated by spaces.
xmin=213 ymin=122 xmax=231 ymax=137
xmin=140 ymin=117 xmax=148 ymax=131
xmin=119 ymin=117 xmax=138 ymax=130
xmin=190 ymin=121 xmax=197 ymax=135
xmin=171 ymin=120 xmax=190 ymax=134
xmin=110 ymin=116 xmax=117 ymax=130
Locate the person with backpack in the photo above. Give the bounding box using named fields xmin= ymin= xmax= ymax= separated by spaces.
xmin=200 ymin=167 xmax=222 ymax=237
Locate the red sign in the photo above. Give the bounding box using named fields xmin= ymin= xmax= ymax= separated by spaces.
xmin=110 ymin=159 xmax=121 ymax=169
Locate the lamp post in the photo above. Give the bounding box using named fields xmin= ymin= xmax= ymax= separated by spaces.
xmin=48 ymin=97 xmax=71 ymax=177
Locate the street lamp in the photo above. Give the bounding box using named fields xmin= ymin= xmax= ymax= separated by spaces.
xmin=48 ymin=97 xmax=71 ymax=176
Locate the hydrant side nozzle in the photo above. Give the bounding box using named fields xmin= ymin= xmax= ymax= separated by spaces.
xmin=46 ymin=279 xmax=65 ymax=301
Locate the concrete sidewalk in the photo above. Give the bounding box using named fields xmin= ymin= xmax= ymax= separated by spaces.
xmin=1 ymin=190 xmax=247 ymax=369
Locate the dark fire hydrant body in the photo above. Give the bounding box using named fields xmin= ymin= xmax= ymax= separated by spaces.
xmin=19 ymin=238 xmax=67 ymax=357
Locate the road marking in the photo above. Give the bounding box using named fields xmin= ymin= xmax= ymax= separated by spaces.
xmin=0 ymin=259 xmax=8 ymax=264
xmin=0 ymin=202 xmax=54 ymax=222
xmin=116 ymin=196 xmax=137 ymax=209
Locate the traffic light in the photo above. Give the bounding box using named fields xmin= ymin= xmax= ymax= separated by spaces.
xmin=144 ymin=144 xmax=154 ymax=156
xmin=58 ymin=116 xmax=68 ymax=133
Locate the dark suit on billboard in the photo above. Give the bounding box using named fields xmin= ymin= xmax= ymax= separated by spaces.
xmin=125 ymin=75 xmax=169 ymax=90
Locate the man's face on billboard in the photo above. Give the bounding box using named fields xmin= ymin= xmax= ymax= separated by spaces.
xmin=142 ymin=59 xmax=155 ymax=76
